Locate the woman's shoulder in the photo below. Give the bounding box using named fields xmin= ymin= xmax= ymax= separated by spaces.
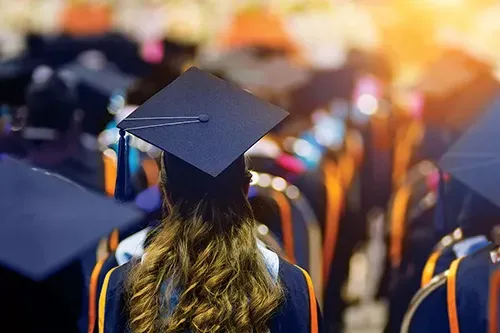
xmin=102 ymin=261 xmax=133 ymax=296
xmin=98 ymin=262 xmax=134 ymax=333
xmin=401 ymin=272 xmax=449 ymax=333
xmin=277 ymin=256 xmax=309 ymax=289
xmin=271 ymin=257 xmax=322 ymax=333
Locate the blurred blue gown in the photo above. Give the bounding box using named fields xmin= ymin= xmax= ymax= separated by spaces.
xmin=403 ymin=243 xmax=496 ymax=332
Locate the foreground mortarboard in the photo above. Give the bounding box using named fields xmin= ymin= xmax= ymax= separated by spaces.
xmin=117 ymin=67 xmax=289 ymax=177
xmin=0 ymin=156 xmax=145 ymax=281
xmin=439 ymin=96 xmax=500 ymax=208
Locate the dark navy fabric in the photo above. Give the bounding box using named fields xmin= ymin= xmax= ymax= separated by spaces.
xmin=433 ymin=177 xmax=468 ymax=238
xmin=434 ymin=246 xmax=457 ymax=276
xmin=0 ymin=261 xmax=84 ymax=333
xmin=407 ymin=278 xmax=449 ymax=333
xmin=454 ymin=245 xmax=495 ymax=332
xmin=407 ymin=244 xmax=496 ymax=332
xmin=91 ymin=255 xmax=120 ymax=333
xmin=290 ymin=203 xmax=310 ymax=272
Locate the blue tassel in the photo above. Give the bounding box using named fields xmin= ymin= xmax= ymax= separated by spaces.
xmin=115 ymin=129 xmax=132 ymax=202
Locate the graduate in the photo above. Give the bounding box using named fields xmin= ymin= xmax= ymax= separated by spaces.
xmin=385 ymin=160 xmax=442 ymax=333
xmin=0 ymin=65 xmax=112 ymax=193
xmin=386 ymin=50 xmax=500 ymax=333
xmin=0 ymin=156 xmax=145 ymax=332
xmin=401 ymin=94 xmax=500 ymax=333
xmin=98 ymin=67 xmax=323 ymax=333
xmin=420 ymin=179 xmax=496 ymax=287
xmin=0 ymin=55 xmax=38 ymax=108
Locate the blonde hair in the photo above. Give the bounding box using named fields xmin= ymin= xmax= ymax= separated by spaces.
xmin=126 ymin=156 xmax=283 ymax=333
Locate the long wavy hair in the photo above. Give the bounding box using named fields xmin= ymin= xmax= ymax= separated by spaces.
xmin=126 ymin=153 xmax=283 ymax=333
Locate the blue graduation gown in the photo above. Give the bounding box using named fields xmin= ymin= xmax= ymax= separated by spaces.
xmin=403 ymin=244 xmax=496 ymax=332
xmin=422 ymin=232 xmax=490 ymax=285
xmin=98 ymin=257 xmax=323 ymax=333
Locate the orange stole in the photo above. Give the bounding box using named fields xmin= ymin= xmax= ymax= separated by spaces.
xmin=389 ymin=185 xmax=411 ymax=268
xmin=60 ymin=4 xmax=112 ymax=36
xmin=88 ymin=259 xmax=106 ymax=333
xmin=271 ymin=191 xmax=296 ymax=263
xmin=489 ymin=269 xmax=500 ymax=333
xmin=297 ymin=266 xmax=319 ymax=333
xmin=421 ymin=250 xmax=442 ymax=287
xmin=322 ymin=161 xmax=344 ymax=283
xmin=447 ymin=257 xmax=463 ymax=333
xmin=98 ymin=266 xmax=119 ymax=333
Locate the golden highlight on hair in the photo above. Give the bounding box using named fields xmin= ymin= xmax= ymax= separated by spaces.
xmin=127 ymin=177 xmax=283 ymax=333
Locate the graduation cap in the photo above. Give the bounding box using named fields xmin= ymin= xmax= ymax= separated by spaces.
xmin=439 ymin=96 xmax=500 ymax=209
xmin=0 ymin=156 xmax=145 ymax=281
xmin=24 ymin=66 xmax=79 ymax=134
xmin=117 ymin=67 xmax=289 ymax=178
xmin=61 ymin=61 xmax=134 ymax=97
xmin=0 ymin=56 xmax=39 ymax=106
xmin=60 ymin=61 xmax=135 ymax=134
xmin=419 ymin=49 xmax=500 ymax=132
xmin=289 ymin=67 xmax=357 ymax=115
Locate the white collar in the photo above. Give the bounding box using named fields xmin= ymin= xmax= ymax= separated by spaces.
xmin=115 ymin=228 xmax=150 ymax=265
xmin=116 ymin=228 xmax=279 ymax=281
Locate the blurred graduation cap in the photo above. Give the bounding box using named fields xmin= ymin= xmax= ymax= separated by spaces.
xmin=0 ymin=156 xmax=145 ymax=281
xmin=27 ymin=33 xmax=150 ymax=75
xmin=162 ymin=39 xmax=198 ymax=60
xmin=60 ymin=59 xmax=135 ymax=134
xmin=0 ymin=56 xmax=39 ymax=106
xmin=117 ymin=67 xmax=289 ymax=177
xmin=418 ymin=49 xmax=500 ymax=132
xmin=439 ymin=96 xmax=500 ymax=208
xmin=289 ymin=67 xmax=357 ymax=115
xmin=200 ymin=49 xmax=310 ymax=94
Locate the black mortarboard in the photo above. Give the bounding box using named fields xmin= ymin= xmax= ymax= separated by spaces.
xmin=289 ymin=67 xmax=356 ymax=115
xmin=117 ymin=67 xmax=289 ymax=177
xmin=439 ymin=96 xmax=500 ymax=208
xmin=25 ymin=66 xmax=79 ymax=132
xmin=0 ymin=56 xmax=38 ymax=106
xmin=60 ymin=61 xmax=135 ymax=134
xmin=419 ymin=49 xmax=499 ymax=132
xmin=61 ymin=61 xmax=134 ymax=98
xmin=0 ymin=156 xmax=144 ymax=280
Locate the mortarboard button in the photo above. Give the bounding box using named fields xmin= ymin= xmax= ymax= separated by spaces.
xmin=439 ymin=96 xmax=500 ymax=208
xmin=0 ymin=156 xmax=145 ymax=281
xmin=117 ymin=67 xmax=289 ymax=177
